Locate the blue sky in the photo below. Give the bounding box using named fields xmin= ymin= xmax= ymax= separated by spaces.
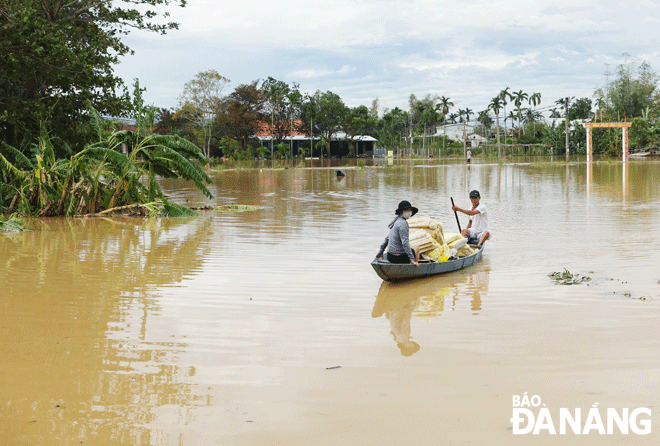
xmin=115 ymin=0 xmax=660 ymax=116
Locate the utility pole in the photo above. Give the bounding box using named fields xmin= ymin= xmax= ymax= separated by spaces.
xmin=409 ymin=112 xmax=413 ymax=157
xmin=423 ymin=123 xmax=426 ymax=157
xmin=565 ymin=97 xmax=570 ymax=162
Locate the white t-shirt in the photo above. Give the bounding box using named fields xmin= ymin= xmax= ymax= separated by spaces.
xmin=470 ymin=203 xmax=489 ymax=231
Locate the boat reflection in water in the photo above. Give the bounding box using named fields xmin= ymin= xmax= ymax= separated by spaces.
xmin=372 ymin=260 xmax=490 ymax=356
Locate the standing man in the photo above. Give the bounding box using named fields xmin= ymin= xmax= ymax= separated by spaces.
xmin=452 ymin=190 xmax=490 ymax=247
xmin=466 ymin=148 xmax=472 ymax=164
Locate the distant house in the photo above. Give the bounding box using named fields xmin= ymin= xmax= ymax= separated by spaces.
xmin=254 ymin=121 xmax=378 ymax=157
xmin=330 ymin=132 xmax=378 ymax=157
xmin=434 ymin=123 xmax=486 ymax=146
xmin=101 ymin=115 xmax=158 ymax=133
xmin=467 ymin=133 xmax=488 ymax=147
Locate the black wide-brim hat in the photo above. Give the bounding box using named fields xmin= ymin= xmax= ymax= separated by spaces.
xmin=395 ymin=200 xmax=418 ymax=216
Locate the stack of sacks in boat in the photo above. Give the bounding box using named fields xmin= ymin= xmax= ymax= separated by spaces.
xmin=443 ymin=233 xmax=477 ymax=258
xmin=407 ymin=217 xmax=449 ymax=262
xmin=407 ymin=216 xmax=477 ymax=262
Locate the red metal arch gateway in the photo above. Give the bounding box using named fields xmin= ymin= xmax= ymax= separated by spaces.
xmin=584 ymin=122 xmax=632 ymax=162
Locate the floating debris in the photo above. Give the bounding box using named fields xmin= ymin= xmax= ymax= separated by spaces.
xmin=549 ymin=268 xmax=592 ymax=285
xmin=214 ymin=204 xmax=267 ymax=212
xmin=608 ymin=291 xmax=654 ymax=302
xmin=189 ymin=205 xmax=215 ymax=211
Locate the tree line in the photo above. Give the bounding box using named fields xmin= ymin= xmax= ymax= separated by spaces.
xmin=2 ymin=1 xmax=660 ymax=217
xmin=162 ymin=57 xmax=660 ymax=160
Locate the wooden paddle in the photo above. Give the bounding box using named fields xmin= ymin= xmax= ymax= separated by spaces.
xmin=450 ymin=197 xmax=461 ymax=232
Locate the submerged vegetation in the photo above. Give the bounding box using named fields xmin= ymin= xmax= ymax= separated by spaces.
xmin=0 ymin=214 xmax=27 ymax=232
xmin=549 ymin=269 xmax=592 ymax=285
xmin=0 ymin=84 xmax=212 ymax=217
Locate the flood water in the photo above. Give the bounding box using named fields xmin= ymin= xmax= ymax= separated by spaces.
xmin=2 ymin=158 xmax=659 ymax=445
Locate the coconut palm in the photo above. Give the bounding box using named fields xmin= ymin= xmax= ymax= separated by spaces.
xmin=499 ymin=87 xmax=513 ymax=140
xmin=477 ymin=110 xmax=493 ymax=138
xmin=512 ymin=91 xmax=528 ymax=134
xmin=488 ymin=96 xmax=504 ymax=157
xmin=435 ymin=96 xmax=454 ymax=154
xmin=507 ymin=110 xmax=518 ymax=139
xmin=528 ymin=92 xmax=542 ymax=133
xmin=462 ymin=108 xmax=473 ymax=156
xmin=523 ymin=108 xmax=543 ymax=128
xmin=549 ymin=108 xmax=562 ymax=118
xmin=436 ymin=96 xmax=454 ymax=117
xmin=513 ymin=90 xmax=528 ymax=109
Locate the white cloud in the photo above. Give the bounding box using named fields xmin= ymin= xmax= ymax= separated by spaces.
xmin=115 ymin=0 xmax=660 ymax=113
xmin=289 ymin=65 xmax=356 ymax=79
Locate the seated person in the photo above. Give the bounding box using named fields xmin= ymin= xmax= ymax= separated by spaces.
xmin=376 ymin=200 xmax=421 ymax=265
xmin=451 ymin=190 xmax=490 ymax=247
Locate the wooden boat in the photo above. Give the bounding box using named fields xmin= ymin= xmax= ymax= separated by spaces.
xmin=371 ymin=244 xmax=485 ymax=282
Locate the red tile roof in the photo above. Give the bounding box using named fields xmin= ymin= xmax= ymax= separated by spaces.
xmin=254 ymin=120 xmax=306 ymax=137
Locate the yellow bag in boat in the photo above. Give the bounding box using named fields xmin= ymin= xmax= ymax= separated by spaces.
xmin=444 ymin=233 xmax=463 ymax=245
xmin=410 ymin=229 xmax=442 ymax=253
xmin=408 ymin=217 xmax=441 ymax=231
xmin=424 ymin=243 xmax=450 ymax=261
xmin=447 ymin=237 xmax=467 ymax=250
xmin=456 ymin=245 xmax=475 ymax=257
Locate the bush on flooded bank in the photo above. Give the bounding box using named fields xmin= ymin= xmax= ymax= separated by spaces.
xmin=0 ymin=92 xmax=213 ymax=218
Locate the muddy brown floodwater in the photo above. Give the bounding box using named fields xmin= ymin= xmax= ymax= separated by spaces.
xmin=1 ymin=159 xmax=659 ymax=445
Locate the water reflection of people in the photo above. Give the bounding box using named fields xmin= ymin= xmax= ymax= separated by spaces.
xmin=387 ymin=299 xmax=421 ymax=356
xmin=373 ymin=262 xmax=491 ymax=355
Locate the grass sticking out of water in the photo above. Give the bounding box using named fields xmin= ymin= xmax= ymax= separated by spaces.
xmin=549 ymin=268 xmax=592 ymax=285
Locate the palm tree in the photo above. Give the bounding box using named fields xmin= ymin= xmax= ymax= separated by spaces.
xmin=523 ymin=108 xmax=543 ymax=141
xmin=435 ymin=96 xmax=454 ymax=155
xmin=488 ymin=96 xmax=504 ymax=157
xmin=448 ymin=113 xmax=458 ymax=124
xmin=555 ymin=97 xmax=573 ymax=160
xmin=513 ymin=90 xmax=528 ymax=109
xmin=462 ymin=108 xmax=473 ymax=156
xmin=499 ymin=87 xmax=513 ymax=142
xmin=528 ymin=92 xmax=541 ymax=133
xmin=464 ymin=108 xmax=473 ymax=123
xmin=477 ymin=110 xmax=493 ymax=138
xmin=437 ymin=96 xmax=454 ymax=117
xmin=507 ymin=110 xmax=518 ymax=139
xmin=512 ymin=91 xmax=528 ymax=134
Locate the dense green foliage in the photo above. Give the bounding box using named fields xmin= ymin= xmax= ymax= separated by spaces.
xmin=0 ymin=86 xmax=212 ymax=217
xmin=0 ymin=0 xmax=185 ymax=151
